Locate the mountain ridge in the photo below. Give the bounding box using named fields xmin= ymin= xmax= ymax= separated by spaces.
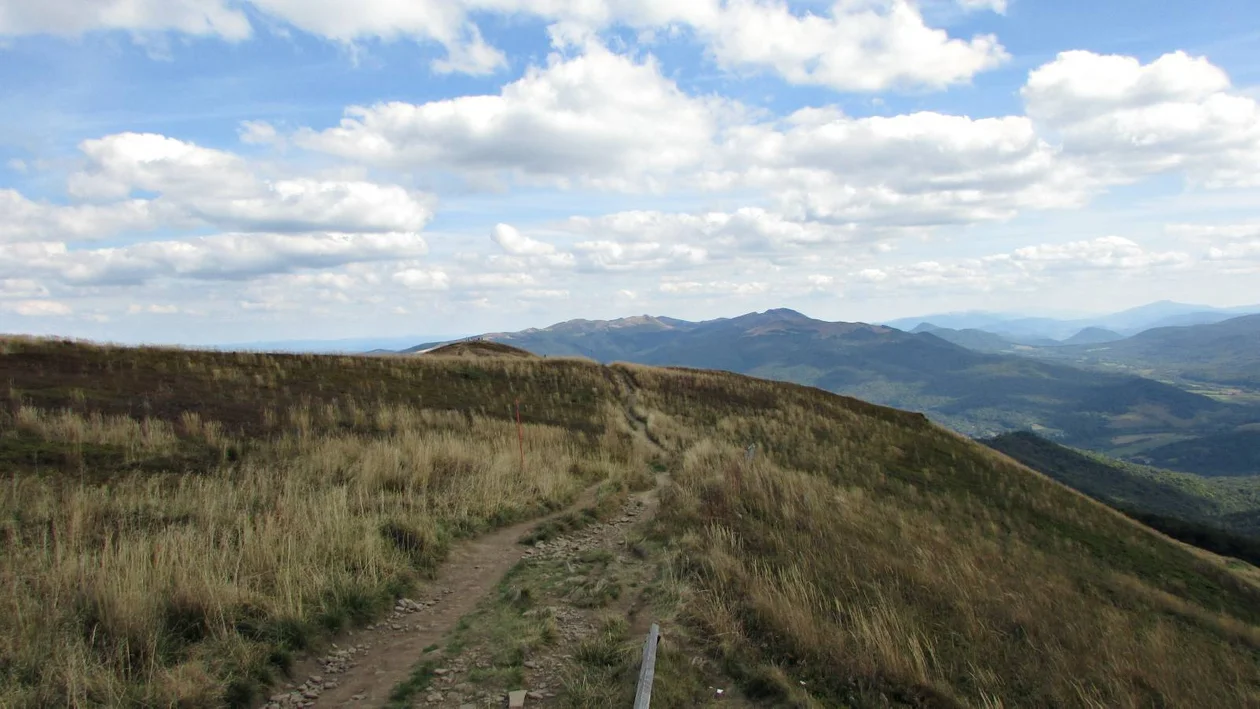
xmin=401 ymin=308 xmax=1258 ymax=466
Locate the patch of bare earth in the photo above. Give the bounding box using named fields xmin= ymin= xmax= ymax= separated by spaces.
xmin=260 ymin=487 xmax=600 ymax=709
xmin=401 ymin=478 xmax=754 ymax=708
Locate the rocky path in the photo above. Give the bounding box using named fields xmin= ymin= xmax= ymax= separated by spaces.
xmin=407 ymin=478 xmax=668 ymax=708
xmin=261 ymin=486 xmax=601 ymax=709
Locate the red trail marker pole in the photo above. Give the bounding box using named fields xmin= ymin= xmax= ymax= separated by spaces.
xmin=515 ymin=399 xmax=525 ymax=473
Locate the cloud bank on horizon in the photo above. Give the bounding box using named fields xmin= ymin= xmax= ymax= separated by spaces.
xmin=1 ymin=0 xmax=1258 ymax=343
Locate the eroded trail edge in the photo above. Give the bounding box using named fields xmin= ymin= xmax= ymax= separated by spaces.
xmin=262 ymin=485 xmax=601 ymax=709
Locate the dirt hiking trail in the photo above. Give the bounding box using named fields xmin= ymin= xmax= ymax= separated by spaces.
xmin=263 ymin=485 xmax=601 ymax=709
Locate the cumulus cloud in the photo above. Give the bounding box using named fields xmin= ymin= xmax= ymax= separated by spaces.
xmin=0 ymin=133 xmax=434 ymax=256
xmin=238 ymin=120 xmax=281 ymax=145
xmin=0 ymin=300 xmax=72 ymax=316
xmin=127 ymin=304 xmax=180 ymax=314
xmin=65 ymin=133 xmax=434 ymax=234
xmin=393 ymin=268 xmax=451 ymax=290
xmin=956 ymin=0 xmax=1007 ymax=11
xmin=698 ymin=0 xmax=1007 ymax=92
xmin=1024 ymin=51 xmax=1260 ymax=187
xmin=1172 ymin=223 xmax=1260 ymax=266
xmin=658 ymin=280 xmax=769 ymax=296
xmin=491 ymin=223 xmax=558 ymax=256
xmin=248 ymin=0 xmax=506 ymax=74
xmin=556 ymin=208 xmax=867 ymax=271
xmin=1003 ymin=236 xmax=1192 ymax=272
xmin=859 ymin=236 xmax=1192 ymax=292
xmin=0 ymin=0 xmax=251 ymax=40
xmin=3 ymin=1 xmax=1007 ymax=88
xmin=0 ymin=189 xmax=158 ymax=242
xmin=296 ymin=41 xmax=722 ymax=188
xmin=0 ymin=232 xmax=428 ymax=286
xmin=0 ymin=279 xmax=50 ymax=298
xmin=710 ymin=108 xmax=1093 ymax=226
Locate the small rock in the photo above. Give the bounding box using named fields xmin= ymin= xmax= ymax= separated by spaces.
xmin=351 ymin=694 xmax=366 ymax=701
xmin=433 ymin=668 xmax=451 ymax=676
xmin=527 ymin=690 xmax=544 ymax=700
xmin=508 ymin=689 xmax=528 ymax=708
xmin=523 ymin=660 xmax=539 ymax=669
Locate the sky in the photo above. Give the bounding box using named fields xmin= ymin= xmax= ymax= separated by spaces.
xmin=1 ymin=0 xmax=1259 ymax=345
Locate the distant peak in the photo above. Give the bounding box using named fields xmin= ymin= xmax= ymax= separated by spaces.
xmin=762 ymin=307 xmax=808 ymax=319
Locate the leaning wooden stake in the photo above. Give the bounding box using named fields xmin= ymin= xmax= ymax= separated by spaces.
xmin=634 ymin=623 xmax=661 ymax=709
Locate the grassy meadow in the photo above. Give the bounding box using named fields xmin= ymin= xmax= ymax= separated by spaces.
xmin=0 ymin=338 xmax=648 ymax=707
xmin=623 ymin=364 xmax=1260 ymax=708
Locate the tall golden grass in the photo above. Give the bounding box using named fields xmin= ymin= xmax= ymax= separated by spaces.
xmin=0 ymin=342 xmax=648 ymax=707
xmin=626 ymin=364 xmax=1260 ymax=708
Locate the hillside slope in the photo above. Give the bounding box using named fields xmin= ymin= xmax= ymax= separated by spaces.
xmin=2 ymin=338 xmax=1259 ymax=707
xmin=982 ymin=431 xmax=1260 ymax=536
xmin=414 ymin=309 xmax=1257 ymax=455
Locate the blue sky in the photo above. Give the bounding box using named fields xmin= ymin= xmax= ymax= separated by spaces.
xmin=1 ymin=0 xmax=1259 ymax=345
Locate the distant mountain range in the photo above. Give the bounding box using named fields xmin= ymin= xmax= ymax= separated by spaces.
xmin=885 ymin=300 xmax=1260 ymax=342
xmin=403 ymin=308 xmax=1259 ymax=472
xmin=1035 ymin=314 xmax=1260 ymax=387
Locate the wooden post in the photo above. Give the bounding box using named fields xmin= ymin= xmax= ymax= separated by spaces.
xmin=634 ymin=623 xmax=661 ymax=709
xmin=515 ymin=399 xmax=524 ymax=473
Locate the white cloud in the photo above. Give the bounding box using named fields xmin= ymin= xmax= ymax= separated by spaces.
xmin=567 ymin=208 xmax=860 ymax=249
xmin=1024 ymin=51 xmax=1260 ymax=187
xmin=0 ymin=0 xmax=251 ymax=40
xmin=0 ymin=189 xmax=158 ymax=242
xmin=1004 ymin=236 xmax=1191 ymax=272
xmin=658 ymin=280 xmax=769 ymax=296
xmin=859 ymin=236 xmax=1192 ymax=292
xmin=238 ymin=120 xmax=280 ymax=145
xmin=2 ymin=1 xmax=1004 ymax=90
xmin=520 ymin=288 xmax=570 ymax=300
xmin=1 ymin=299 xmax=72 ymax=316
xmin=575 ymin=240 xmax=709 ymax=271
xmin=956 ymin=0 xmax=1007 ymax=11
xmin=393 ymin=268 xmax=451 ymax=290
xmin=491 ymin=223 xmax=558 ymax=256
xmin=699 ymin=0 xmax=1008 ymax=92
xmin=0 ymin=279 xmax=50 ymax=298
xmin=127 ymin=303 xmax=180 ymax=314
xmin=295 ymin=41 xmax=724 ymax=187
xmin=0 ymin=133 xmax=434 ymax=244
xmin=0 ymin=232 xmax=428 ymax=286
xmin=1174 ymin=223 xmax=1260 ymax=265
xmin=711 ymin=108 xmax=1092 ymax=226
xmin=69 ymin=132 xmax=251 ymax=200
xmin=457 ymin=272 xmax=537 ymax=289
xmin=248 ymin=0 xmax=505 ymax=74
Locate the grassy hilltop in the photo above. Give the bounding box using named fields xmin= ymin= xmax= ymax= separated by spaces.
xmin=2 ymin=337 xmax=1259 ymax=707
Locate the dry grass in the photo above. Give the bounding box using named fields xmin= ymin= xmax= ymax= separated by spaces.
xmin=0 ymin=340 xmax=647 ymax=707
xmin=627 ymin=364 xmax=1260 ymax=708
